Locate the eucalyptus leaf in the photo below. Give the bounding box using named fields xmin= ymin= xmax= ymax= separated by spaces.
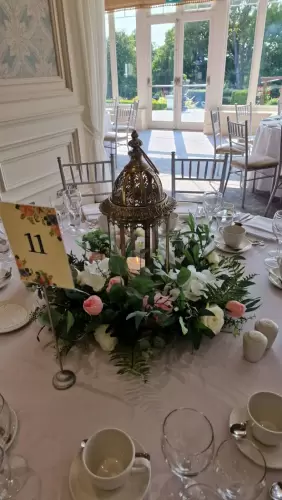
xmin=179 ymin=316 xmax=188 ymax=335
xmin=66 ymin=311 xmax=74 ymax=332
xmin=177 ymin=267 xmax=191 ymax=286
xmin=130 ymin=276 xmax=155 ymax=295
xmin=109 ymin=255 xmax=128 ymax=276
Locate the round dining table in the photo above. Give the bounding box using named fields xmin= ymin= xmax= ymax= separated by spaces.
xmin=0 ymin=227 xmax=282 ymax=500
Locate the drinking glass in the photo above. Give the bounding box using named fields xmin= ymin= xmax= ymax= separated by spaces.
xmin=0 ymin=395 xmax=11 ymax=449
xmin=213 ymin=438 xmax=266 ymax=500
xmin=162 ymin=408 xmax=214 ymax=492
xmin=0 ymin=447 xmax=30 ymax=499
xmin=265 ymin=210 xmax=282 ymax=268
xmin=215 ymin=203 xmax=235 ymax=232
xmin=203 ymin=192 xmax=223 ymax=229
xmin=194 ymin=205 xmax=209 ymax=226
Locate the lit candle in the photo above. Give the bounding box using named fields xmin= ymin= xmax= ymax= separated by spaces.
xmin=127 ymin=256 xmax=145 ymax=274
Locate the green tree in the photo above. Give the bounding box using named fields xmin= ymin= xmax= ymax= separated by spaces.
xmin=107 ymin=31 xmax=137 ymax=99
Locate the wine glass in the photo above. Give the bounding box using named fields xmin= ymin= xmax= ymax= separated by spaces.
xmin=213 ymin=438 xmax=266 ymax=500
xmin=203 ymin=191 xmax=223 ymax=230
xmin=265 ymin=210 xmax=282 ymax=269
xmin=0 ymin=447 xmax=30 ymax=499
xmin=161 ymin=408 xmax=214 ymax=495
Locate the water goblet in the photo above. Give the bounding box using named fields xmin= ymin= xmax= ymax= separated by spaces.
xmin=185 ymin=483 xmax=222 ymax=500
xmin=265 ymin=210 xmax=282 ymax=269
xmin=213 ymin=438 xmax=266 ymax=500
xmin=203 ymin=191 xmax=223 ymax=230
xmin=50 ymin=190 xmax=68 ymax=232
xmin=161 ymin=408 xmax=214 ymax=497
xmin=63 ymin=186 xmax=85 ymax=234
xmin=215 ymin=202 xmax=235 ymax=232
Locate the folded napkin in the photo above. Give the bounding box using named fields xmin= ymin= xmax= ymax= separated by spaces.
xmin=243 ymin=215 xmax=276 ymax=241
xmin=82 ymin=203 xmax=101 ymax=221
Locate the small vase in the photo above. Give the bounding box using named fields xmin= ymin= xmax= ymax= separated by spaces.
xmin=243 ymin=330 xmax=268 ymax=363
xmin=254 ymin=318 xmax=279 ymax=349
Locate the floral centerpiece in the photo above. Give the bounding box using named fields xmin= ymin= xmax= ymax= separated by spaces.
xmin=31 ymin=215 xmax=260 ymax=380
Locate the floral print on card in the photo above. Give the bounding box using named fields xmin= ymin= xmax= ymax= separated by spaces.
xmin=0 ymin=0 xmax=58 ymax=78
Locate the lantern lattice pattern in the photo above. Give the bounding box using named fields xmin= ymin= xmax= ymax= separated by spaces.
xmin=100 ymin=131 xmax=176 ymax=267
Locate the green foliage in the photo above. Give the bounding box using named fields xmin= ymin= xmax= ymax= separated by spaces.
xmin=81 ymin=230 xmax=110 ymax=255
xmin=231 ymin=89 xmax=248 ymax=105
xmin=152 ymin=99 xmax=167 ymax=110
xmin=109 ymin=255 xmax=128 ymax=276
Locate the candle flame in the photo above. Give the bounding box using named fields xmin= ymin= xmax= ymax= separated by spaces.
xmin=135 ymin=256 xmax=140 ymax=264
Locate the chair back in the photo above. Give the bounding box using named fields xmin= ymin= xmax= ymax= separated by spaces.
xmin=114 ymin=104 xmax=132 ymax=131
xmin=105 ymin=98 xmax=118 ymax=123
xmin=130 ymin=100 xmax=139 ymax=130
xmin=57 ymin=154 xmax=115 ymax=200
xmin=278 ymin=101 xmax=282 ymax=116
xmin=235 ymin=102 xmax=252 ymax=133
xmin=171 ymin=153 xmax=228 ymax=199
xmin=210 ymin=107 xmax=222 ymax=151
xmin=227 ymin=117 xmax=248 ymax=164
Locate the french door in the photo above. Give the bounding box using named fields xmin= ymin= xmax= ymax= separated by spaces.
xmin=148 ymin=14 xmax=211 ymax=131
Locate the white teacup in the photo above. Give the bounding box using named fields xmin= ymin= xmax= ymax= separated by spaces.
xmin=247 ymin=392 xmax=282 ymax=446
xmin=82 ymin=428 xmax=150 ymax=491
xmin=220 ymin=224 xmax=245 ymax=249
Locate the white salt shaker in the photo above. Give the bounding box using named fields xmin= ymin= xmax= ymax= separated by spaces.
xmin=243 ymin=330 xmax=268 ymax=363
xmin=255 ymin=318 xmax=279 ymax=349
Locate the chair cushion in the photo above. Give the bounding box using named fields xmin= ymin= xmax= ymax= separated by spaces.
xmin=104 ymin=131 xmax=128 ymax=142
xmin=231 ymin=154 xmax=278 ymax=169
xmin=216 ymin=143 xmax=245 ymax=155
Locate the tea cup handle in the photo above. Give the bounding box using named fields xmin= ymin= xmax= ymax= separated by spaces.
xmin=132 ymin=452 xmax=151 ymax=473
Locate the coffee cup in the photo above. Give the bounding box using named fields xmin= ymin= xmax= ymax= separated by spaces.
xmin=220 ymin=224 xmax=245 ymax=249
xmin=82 ymin=428 xmax=150 ymax=491
xmin=247 ymin=392 xmax=282 ymax=446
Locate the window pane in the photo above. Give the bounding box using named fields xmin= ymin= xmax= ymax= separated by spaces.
xmin=256 ymin=0 xmax=282 ymax=106
xmin=105 ymin=14 xmax=113 ymax=100
xmin=223 ymin=0 xmax=258 ymax=105
xmin=184 ymin=2 xmax=212 ymax=11
xmin=151 ymin=5 xmax=176 ymax=15
xmin=114 ymin=10 xmax=137 ymax=100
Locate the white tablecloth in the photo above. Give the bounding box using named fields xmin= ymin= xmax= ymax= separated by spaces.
xmin=252 ymin=120 xmax=282 ymax=194
xmin=1 ymin=230 xmax=282 ymax=500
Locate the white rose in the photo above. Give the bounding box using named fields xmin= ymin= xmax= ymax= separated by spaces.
xmin=94 ymin=324 xmax=118 ymax=352
xmin=200 ymin=305 xmax=224 ymax=335
xmin=206 ymin=251 xmax=220 ymax=266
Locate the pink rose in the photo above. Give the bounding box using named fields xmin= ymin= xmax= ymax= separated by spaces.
xmin=154 ymin=292 xmax=173 ymax=312
xmin=226 ymin=300 xmax=246 ymax=318
xmin=83 ymin=295 xmax=103 ymax=316
xmin=106 ymin=276 xmax=124 ymax=293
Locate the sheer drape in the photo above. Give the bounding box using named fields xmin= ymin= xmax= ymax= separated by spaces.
xmin=78 ymin=0 xmax=111 ymax=201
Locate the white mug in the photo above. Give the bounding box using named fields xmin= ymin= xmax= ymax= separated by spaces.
xmin=220 ymin=224 xmax=245 ymax=249
xmin=247 ymin=392 xmax=282 ymax=446
xmin=82 ymin=428 xmax=150 ymax=491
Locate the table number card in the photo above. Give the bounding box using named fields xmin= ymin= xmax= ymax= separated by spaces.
xmin=0 ymin=203 xmax=74 ymax=289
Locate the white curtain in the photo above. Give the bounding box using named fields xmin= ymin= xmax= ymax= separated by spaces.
xmin=78 ymin=0 xmax=111 ymax=201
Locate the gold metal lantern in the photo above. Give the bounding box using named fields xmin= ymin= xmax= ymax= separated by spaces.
xmin=100 ymin=131 xmax=176 ymax=270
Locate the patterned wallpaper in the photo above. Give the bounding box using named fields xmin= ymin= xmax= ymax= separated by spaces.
xmin=0 ymin=0 xmax=58 ymax=78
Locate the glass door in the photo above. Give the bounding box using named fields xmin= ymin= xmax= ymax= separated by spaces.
xmin=178 ymin=20 xmax=210 ymax=130
xmin=149 ymin=23 xmax=178 ymax=128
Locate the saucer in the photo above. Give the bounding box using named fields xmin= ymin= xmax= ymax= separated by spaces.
xmin=215 ymin=236 xmax=252 ymax=254
xmin=0 ymin=303 xmax=29 ymax=334
xmin=69 ymin=438 xmax=151 ymax=500
xmin=5 ymin=407 xmax=18 ymax=451
xmin=269 ymin=268 xmax=282 ymax=290
xmin=229 ymin=406 xmax=282 ymax=469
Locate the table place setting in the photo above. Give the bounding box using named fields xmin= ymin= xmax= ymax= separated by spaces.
xmin=1 ymin=135 xmax=282 ymax=500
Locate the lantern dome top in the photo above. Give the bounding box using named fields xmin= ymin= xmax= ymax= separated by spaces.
xmin=100 ymin=131 xmax=176 ymax=224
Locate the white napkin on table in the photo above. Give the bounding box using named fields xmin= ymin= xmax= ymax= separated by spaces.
xmin=243 ymin=215 xmax=276 ymax=241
